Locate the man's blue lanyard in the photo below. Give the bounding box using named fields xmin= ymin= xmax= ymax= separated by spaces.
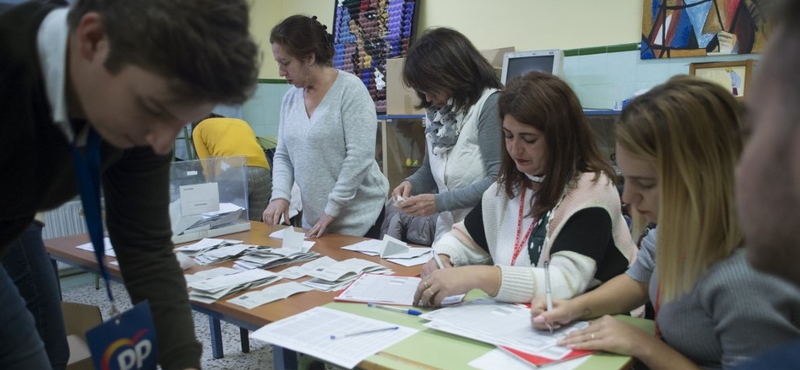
xmin=71 ymin=128 xmax=115 ymax=304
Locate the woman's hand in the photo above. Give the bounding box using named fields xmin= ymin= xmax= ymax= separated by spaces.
xmin=306 ymin=213 xmax=335 ymax=238
xmin=397 ymin=194 xmax=437 ymax=217
xmin=414 ymin=266 xmax=479 ymax=307
xmin=420 ymin=254 xmax=452 ymax=279
xmin=262 ymin=199 xmax=290 ymax=227
xmin=530 ymin=296 xmax=580 ymax=331
xmin=392 ymin=181 xmax=413 ymax=201
xmin=557 ymin=315 xmax=653 ymax=357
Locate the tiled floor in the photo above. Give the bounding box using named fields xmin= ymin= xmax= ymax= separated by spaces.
xmin=60 ymin=273 xmax=275 ymax=370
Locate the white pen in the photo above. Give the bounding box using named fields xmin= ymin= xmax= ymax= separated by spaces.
xmin=544 ymin=260 xmax=554 ymax=333
xmin=329 ymin=326 xmax=399 ymax=340
xmin=432 ymin=252 xmax=445 ymax=269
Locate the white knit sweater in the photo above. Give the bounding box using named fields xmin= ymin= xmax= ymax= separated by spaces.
xmin=434 ymin=172 xmax=637 ymax=302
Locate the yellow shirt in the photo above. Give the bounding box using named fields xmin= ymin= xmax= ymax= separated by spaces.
xmin=192 ymin=117 xmax=270 ymax=170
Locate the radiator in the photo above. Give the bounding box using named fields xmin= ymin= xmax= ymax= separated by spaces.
xmin=42 ymin=199 xmax=87 ymax=240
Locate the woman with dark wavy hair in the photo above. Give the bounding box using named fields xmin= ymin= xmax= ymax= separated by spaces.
xmin=415 ymin=72 xmax=635 ymax=307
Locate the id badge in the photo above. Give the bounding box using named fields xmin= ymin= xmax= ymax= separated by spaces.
xmin=86 ymin=301 xmax=158 ymax=370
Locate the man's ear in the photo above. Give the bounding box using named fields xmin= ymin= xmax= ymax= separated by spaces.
xmin=74 ymin=12 xmax=109 ymax=63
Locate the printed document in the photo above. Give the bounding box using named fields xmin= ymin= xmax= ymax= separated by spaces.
xmin=250 ymin=306 xmax=417 ymax=369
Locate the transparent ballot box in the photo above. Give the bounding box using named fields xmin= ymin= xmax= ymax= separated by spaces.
xmin=169 ymin=156 xmax=251 ymax=243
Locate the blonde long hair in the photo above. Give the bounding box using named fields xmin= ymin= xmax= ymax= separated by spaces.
xmin=616 ymin=76 xmax=744 ymax=303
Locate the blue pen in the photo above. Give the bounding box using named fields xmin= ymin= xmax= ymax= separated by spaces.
xmin=368 ymin=302 xmax=422 ymax=316
xmin=330 ymin=326 xmax=399 ymax=340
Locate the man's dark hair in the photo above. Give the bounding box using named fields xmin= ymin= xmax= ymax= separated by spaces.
xmin=269 ymin=15 xmax=334 ymax=67
xmin=67 ymin=0 xmax=260 ymax=105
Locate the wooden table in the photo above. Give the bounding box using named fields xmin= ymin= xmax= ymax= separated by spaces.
xmin=46 ymin=221 xmax=421 ymax=369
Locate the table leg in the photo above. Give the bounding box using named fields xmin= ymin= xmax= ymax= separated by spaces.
xmin=209 ymin=316 xmax=224 ymax=359
xmin=272 ymin=345 xmax=298 ymax=370
xmin=240 ymin=327 xmax=250 ymax=353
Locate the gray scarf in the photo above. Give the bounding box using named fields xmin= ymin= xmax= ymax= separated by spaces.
xmin=424 ymin=99 xmax=460 ymax=155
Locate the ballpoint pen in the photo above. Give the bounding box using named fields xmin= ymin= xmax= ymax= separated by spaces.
xmin=432 ymin=251 xmax=445 ymax=269
xmin=544 ymin=260 xmax=554 ymax=333
xmin=330 ymin=326 xmax=399 ymax=340
xmin=368 ymin=302 xmax=422 ymax=316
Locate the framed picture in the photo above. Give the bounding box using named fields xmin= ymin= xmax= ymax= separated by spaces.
xmin=689 ymin=60 xmax=755 ymax=101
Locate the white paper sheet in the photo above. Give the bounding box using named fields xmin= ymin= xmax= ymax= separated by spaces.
xmin=227 ymin=281 xmax=314 ymax=309
xmin=75 ymin=237 xmax=116 ymax=257
xmin=334 ymin=274 xmax=420 ymax=305
xmin=250 ymin=306 xmax=418 ymax=369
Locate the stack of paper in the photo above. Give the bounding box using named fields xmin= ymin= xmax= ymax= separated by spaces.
xmin=227 ymin=281 xmax=315 ymax=309
xmin=420 ymin=299 xmax=591 ymax=367
xmin=193 ymin=244 xmax=253 ymax=265
xmin=341 ymin=238 xmax=433 ymax=267
xmin=301 ymin=257 xmax=393 ymax=292
xmin=334 ymin=274 xmax=420 ymax=305
xmin=174 ymin=238 xmax=243 ymax=256
xmin=233 ymin=247 xmax=320 ymax=270
xmin=184 ymin=266 xmax=238 ymax=285
xmin=188 ymin=269 xmax=281 ymax=304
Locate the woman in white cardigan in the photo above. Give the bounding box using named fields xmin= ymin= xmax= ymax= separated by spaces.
xmin=414 ymin=72 xmax=637 ymax=307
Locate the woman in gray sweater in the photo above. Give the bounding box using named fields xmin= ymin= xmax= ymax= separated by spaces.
xmin=262 ymin=15 xmax=388 ymax=238
xmin=531 ymin=76 xmax=800 ymax=369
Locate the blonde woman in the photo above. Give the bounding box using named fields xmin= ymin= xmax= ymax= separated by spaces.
xmin=531 ymin=76 xmax=800 ymax=370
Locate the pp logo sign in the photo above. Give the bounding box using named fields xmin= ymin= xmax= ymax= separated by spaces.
xmin=101 ymin=330 xmax=154 ymax=370
xmin=87 ymin=301 xmax=158 ymax=370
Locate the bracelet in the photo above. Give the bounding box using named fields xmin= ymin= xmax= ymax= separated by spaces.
xmin=489 ymin=265 xmax=502 ymax=297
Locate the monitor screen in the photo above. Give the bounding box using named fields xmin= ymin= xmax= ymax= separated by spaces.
xmin=501 ymin=50 xmax=564 ymax=85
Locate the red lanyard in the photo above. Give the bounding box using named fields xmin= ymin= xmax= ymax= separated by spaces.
xmin=511 ymin=188 xmax=537 ymax=266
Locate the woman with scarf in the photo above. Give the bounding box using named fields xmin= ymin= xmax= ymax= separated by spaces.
xmin=414 ymin=72 xmax=636 ymax=307
xmin=393 ymin=28 xmax=503 ymax=243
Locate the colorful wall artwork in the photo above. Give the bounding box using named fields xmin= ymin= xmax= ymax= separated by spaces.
xmin=641 ymin=0 xmax=770 ymax=59
xmin=332 ymin=0 xmax=419 ymax=113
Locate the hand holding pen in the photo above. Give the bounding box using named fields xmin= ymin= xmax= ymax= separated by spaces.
xmin=544 ymin=261 xmax=554 ymax=333
xmin=420 ymin=252 xmax=450 ymax=278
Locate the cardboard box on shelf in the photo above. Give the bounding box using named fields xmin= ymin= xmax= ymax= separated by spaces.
xmin=385 ymin=57 xmax=424 ymax=115
xmin=480 ymin=46 xmax=515 ymax=80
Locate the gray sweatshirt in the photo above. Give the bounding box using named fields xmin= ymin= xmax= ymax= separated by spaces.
xmin=271 ymin=71 xmax=388 ymax=236
xmin=627 ymin=230 xmax=800 ymax=369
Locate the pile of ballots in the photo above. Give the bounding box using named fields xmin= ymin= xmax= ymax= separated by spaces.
xmin=188 ymin=268 xmax=281 ymax=304
xmin=175 ymin=238 xmax=252 ymax=265
xmin=299 ymin=256 xmax=393 ymax=292
xmin=235 ymin=247 xmax=319 ymax=270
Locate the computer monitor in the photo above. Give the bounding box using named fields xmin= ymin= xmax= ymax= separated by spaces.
xmin=500 ymin=49 xmax=564 ymax=85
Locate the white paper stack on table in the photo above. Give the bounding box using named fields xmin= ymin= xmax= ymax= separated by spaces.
xmin=301 ymin=257 xmax=393 ymax=292
xmin=250 ymin=306 xmax=418 ymax=369
xmin=174 ymin=238 xmax=244 ymax=256
xmin=341 ymin=235 xmax=433 ymax=267
xmin=420 ymin=298 xmax=591 ymax=367
xmin=234 ymin=227 xmax=318 ymax=270
xmin=184 ymin=266 xmax=238 ymax=285
xmin=234 ymin=247 xmax=319 ymax=270
xmin=227 ymin=281 xmax=315 ymax=309
xmin=188 ymin=269 xmax=281 ymax=304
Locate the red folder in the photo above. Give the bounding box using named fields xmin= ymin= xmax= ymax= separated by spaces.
xmin=499 ymin=345 xmax=592 ymax=367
